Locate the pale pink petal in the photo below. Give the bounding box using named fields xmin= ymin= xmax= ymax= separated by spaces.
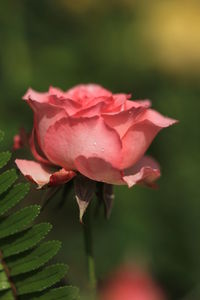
xmin=75 ymin=155 xmax=160 ymax=188
xmin=44 ymin=116 xmax=122 ymax=170
xmin=120 ymin=110 xmax=177 ymax=169
xmin=102 ymin=94 xmax=129 ymax=114
xmin=29 ymin=129 xmax=53 ymax=165
xmin=121 ymin=121 xmax=160 ymax=169
xmin=48 ymin=96 xmax=81 ymax=116
xmin=123 ymin=156 xmax=161 ymax=188
xmin=48 ymin=86 xmax=65 ymax=97
xmin=15 ymin=159 xmax=56 ymax=188
xmin=23 ymin=88 xmax=68 ymax=150
xmin=72 ymin=102 xmax=104 ymax=118
xmin=75 ymin=156 xmax=123 ymax=185
xmin=139 ymin=108 xmax=178 ymax=127
xmin=125 ymin=99 xmax=151 ymax=109
xmin=65 ymin=84 xmax=111 ymax=104
xmin=15 ymin=159 xmax=75 ymax=188
xmin=102 ymin=106 xmax=146 ymax=138
xmin=23 ymin=88 xmax=49 ymax=103
xmin=31 ymin=102 xmax=67 ymax=149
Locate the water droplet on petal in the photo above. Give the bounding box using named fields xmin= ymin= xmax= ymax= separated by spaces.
xmin=101 ymin=147 xmax=105 ymax=152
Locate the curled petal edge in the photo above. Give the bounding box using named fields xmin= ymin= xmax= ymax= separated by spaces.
xmin=122 ymin=156 xmax=161 ymax=188
xmin=15 ymin=159 xmax=76 ymax=189
xmin=75 ymin=155 xmax=160 ymax=188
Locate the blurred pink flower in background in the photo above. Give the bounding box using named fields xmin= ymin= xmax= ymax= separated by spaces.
xmin=99 ymin=265 xmax=166 ymax=300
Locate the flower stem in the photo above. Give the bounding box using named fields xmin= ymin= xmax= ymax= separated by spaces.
xmin=83 ymin=203 xmax=97 ymax=295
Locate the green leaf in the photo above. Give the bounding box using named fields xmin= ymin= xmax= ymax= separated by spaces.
xmin=1 ymin=223 xmax=52 ymax=258
xmin=0 ymin=289 xmax=14 ymax=300
xmin=33 ymin=286 xmax=80 ymax=300
xmin=9 ymin=240 xmax=61 ymax=276
xmin=0 ymin=271 xmax=10 ymax=291
xmin=0 ymin=169 xmax=17 ymax=196
xmin=0 ymin=205 xmax=40 ymax=239
xmin=0 ymin=131 xmax=80 ymax=300
xmin=0 ymin=152 xmax=11 ymax=169
xmin=0 ymin=131 xmax=4 ymax=143
xmin=16 ymin=264 xmax=68 ymax=295
xmin=0 ymin=183 xmax=30 ymax=216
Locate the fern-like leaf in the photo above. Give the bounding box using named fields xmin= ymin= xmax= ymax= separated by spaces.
xmin=0 ymin=169 xmax=18 ymax=196
xmin=0 ymin=152 xmax=11 ymax=169
xmin=0 ymin=223 xmax=52 ymax=258
xmin=16 ymin=264 xmax=68 ymax=295
xmin=0 ymin=132 xmax=79 ymax=300
xmin=33 ymin=286 xmax=80 ymax=300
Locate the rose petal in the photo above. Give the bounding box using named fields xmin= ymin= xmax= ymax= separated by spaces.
xmin=23 ymin=88 xmax=68 ymax=150
xmin=49 ymin=96 xmax=81 ymax=116
xmin=125 ymin=99 xmax=152 ymax=109
xmin=49 ymin=168 xmax=76 ymax=186
xmin=44 ymin=116 xmax=122 ymax=170
xmin=48 ymin=86 xmax=65 ymax=97
xmin=72 ymin=102 xmax=104 ymax=118
xmin=102 ymin=106 xmax=146 ymax=138
xmin=15 ymin=159 xmax=75 ymax=188
xmin=30 ymin=102 xmax=67 ymax=149
xmin=29 ymin=129 xmax=53 ymax=165
xmin=139 ymin=108 xmax=178 ymax=127
xmin=121 ymin=110 xmax=177 ymax=169
xmin=75 ymin=156 xmax=123 ymax=185
xmin=65 ymin=84 xmax=111 ymax=103
xmin=75 ymin=155 xmax=160 ymax=188
xmin=123 ymin=156 xmax=161 ymax=188
xmin=23 ymin=88 xmax=49 ymax=103
xmin=121 ymin=121 xmax=160 ymax=169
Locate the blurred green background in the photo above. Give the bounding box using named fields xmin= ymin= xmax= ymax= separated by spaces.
xmin=0 ymin=0 xmax=200 ymax=299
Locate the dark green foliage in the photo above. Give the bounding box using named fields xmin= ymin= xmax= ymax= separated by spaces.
xmin=8 ymin=241 xmax=62 ymax=275
xmin=0 ymin=170 xmax=18 ymax=196
xmin=0 ymin=152 xmax=11 ymax=169
xmin=1 ymin=223 xmax=52 ymax=258
xmin=0 ymin=131 xmax=79 ymax=299
xmin=33 ymin=286 xmax=80 ymax=300
xmin=0 ymin=183 xmax=30 ymax=217
xmin=0 ymin=205 xmax=40 ymax=239
xmin=16 ymin=264 xmax=68 ymax=295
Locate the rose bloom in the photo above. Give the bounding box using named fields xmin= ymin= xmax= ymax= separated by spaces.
xmin=15 ymin=84 xmax=176 ymax=188
xmin=99 ymin=266 xmax=166 ymax=300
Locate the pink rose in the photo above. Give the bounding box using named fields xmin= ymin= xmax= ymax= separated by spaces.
xmin=99 ymin=265 xmax=166 ymax=300
xmin=15 ymin=84 xmax=177 ymax=188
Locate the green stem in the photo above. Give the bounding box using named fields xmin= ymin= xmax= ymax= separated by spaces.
xmin=83 ymin=204 xmax=97 ymax=294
